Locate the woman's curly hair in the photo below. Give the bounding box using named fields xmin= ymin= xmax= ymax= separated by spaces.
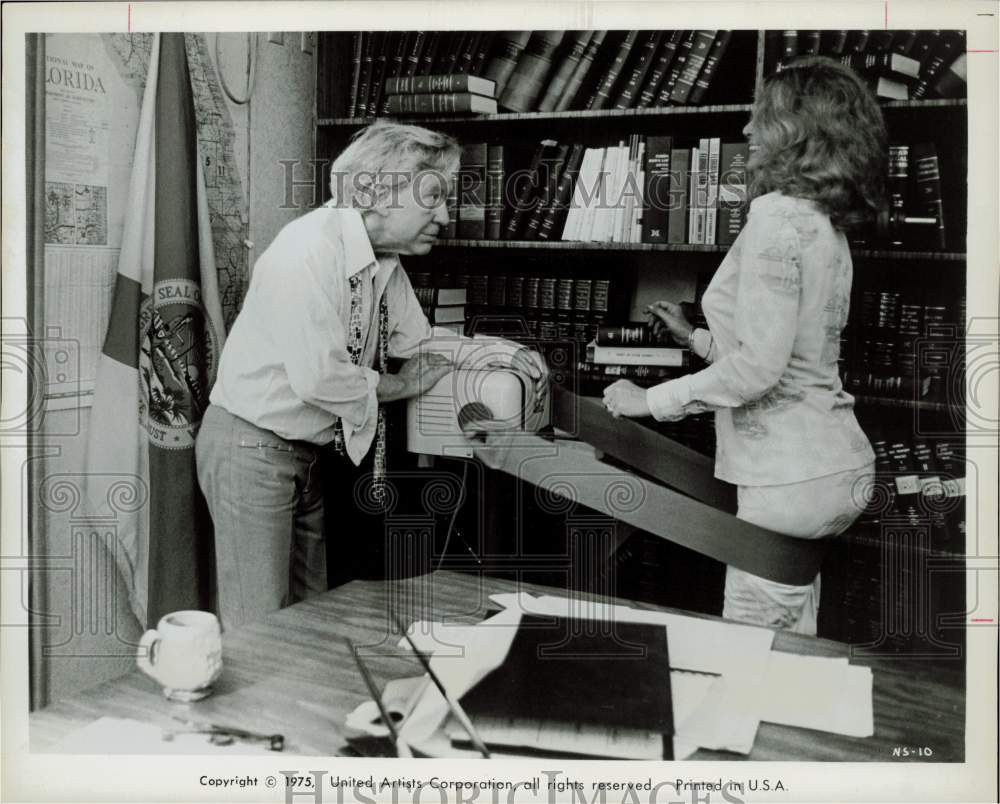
xmin=747 ymin=56 xmax=888 ymax=231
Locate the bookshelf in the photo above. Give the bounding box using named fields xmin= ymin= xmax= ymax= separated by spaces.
xmin=314 ymin=29 xmax=969 ymax=647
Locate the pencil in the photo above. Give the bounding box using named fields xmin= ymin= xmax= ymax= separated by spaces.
xmin=346 ymin=638 xmax=413 ymax=758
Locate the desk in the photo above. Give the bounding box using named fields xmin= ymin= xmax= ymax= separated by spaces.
xmin=30 ymin=571 xmax=964 ymax=761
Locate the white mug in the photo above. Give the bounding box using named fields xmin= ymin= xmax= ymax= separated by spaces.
xmin=137 ymin=610 xmax=222 ymax=701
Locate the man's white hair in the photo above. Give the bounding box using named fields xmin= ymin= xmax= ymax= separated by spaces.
xmin=328 ymin=119 xmax=461 ymax=209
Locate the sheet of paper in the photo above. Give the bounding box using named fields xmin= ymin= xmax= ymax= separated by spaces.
xmin=760 ymin=652 xmax=874 ymax=738
xmin=49 ymin=716 xmax=269 ymax=755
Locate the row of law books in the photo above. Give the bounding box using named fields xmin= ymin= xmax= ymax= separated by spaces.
xmin=772 ymin=29 xmax=967 ymax=101
xmin=346 ymin=29 xmax=736 ymax=118
xmin=443 ymin=136 xmax=751 ymax=246
xmin=412 ymin=285 xmax=469 ymax=333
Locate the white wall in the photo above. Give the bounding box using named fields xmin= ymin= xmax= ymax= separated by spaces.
xmin=34 ymin=32 xmax=315 ymax=707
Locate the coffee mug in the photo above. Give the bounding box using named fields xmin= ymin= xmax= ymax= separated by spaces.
xmin=137 ymin=610 xmax=223 ymax=702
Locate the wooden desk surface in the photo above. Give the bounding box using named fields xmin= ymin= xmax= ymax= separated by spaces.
xmin=30 ymin=571 xmax=965 ymax=761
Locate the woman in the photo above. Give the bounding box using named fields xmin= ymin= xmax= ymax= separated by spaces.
xmin=602 ymin=57 xmax=885 ymax=634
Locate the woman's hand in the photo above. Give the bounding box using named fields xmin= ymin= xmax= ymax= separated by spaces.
xmin=602 ymin=380 xmax=651 ymax=419
xmin=647 ymin=301 xmax=693 ymax=346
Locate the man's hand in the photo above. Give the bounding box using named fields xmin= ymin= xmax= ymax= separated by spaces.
xmin=647 ymin=301 xmax=693 ymax=346
xmin=377 ymin=352 xmax=453 ymax=402
xmin=602 ymin=379 xmax=651 ymax=419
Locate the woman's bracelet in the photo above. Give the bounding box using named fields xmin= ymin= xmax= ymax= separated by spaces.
xmin=686 ymin=328 xmax=698 ymax=352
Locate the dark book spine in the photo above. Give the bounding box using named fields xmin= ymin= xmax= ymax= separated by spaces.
xmin=383 ymin=93 xmax=494 ymax=114
xmin=553 ymin=30 xmax=608 ymax=112
xmin=384 ymin=74 xmax=493 ymax=94
xmin=348 ymin=33 xmax=364 ymax=118
xmin=591 ymin=279 xmax=611 ymax=319
xmin=523 ymin=144 xmax=570 ymax=240
xmin=824 ymin=30 xmax=849 ymax=55
xmin=403 ymin=31 xmax=427 ymax=78
xmin=911 ymin=32 xmax=963 ymax=100
xmin=636 ymin=30 xmax=684 ymax=107
xmin=613 ymin=30 xmax=665 ymax=109
xmin=670 ymin=30 xmax=718 ymax=103
xmin=367 ymin=32 xmax=394 ymax=117
xmin=867 ymin=31 xmax=895 ymax=52
xmin=640 ymin=135 xmax=672 ymax=244
xmin=887 ymin=144 xmax=909 ymax=245
xmin=538 ymin=143 xmax=587 ymax=240
xmin=911 ymin=142 xmax=947 ymax=250
xmin=504 ymin=139 xmax=559 ymax=240
xmin=418 ymin=31 xmax=442 ymax=75
xmin=933 ymin=52 xmax=966 ymax=99
xmin=443 ymin=179 xmax=458 ymax=239
xmin=500 ymin=31 xmax=565 ymax=111
xmin=800 ymin=30 xmax=821 ymax=55
xmin=485 ymin=145 xmax=505 ymax=240
xmin=656 ymin=30 xmax=696 ymax=104
xmin=686 ymin=30 xmax=733 ymax=105
xmin=596 ymin=323 xmax=655 ymax=346
xmin=438 ymin=31 xmax=468 ymax=76
xmin=891 ymin=30 xmax=920 ymax=55
xmin=716 ymin=142 xmax=749 ymax=245
xmin=455 ymin=31 xmax=482 ymax=74
xmin=457 ymin=142 xmax=488 ymax=239
xmin=666 ymin=147 xmax=691 ymax=244
xmin=851 ymin=30 xmax=871 ymax=52
xmin=354 ymin=32 xmax=376 ymax=118
xmin=537 ymin=32 xmax=593 ymax=112
xmin=908 ymin=30 xmax=941 ymax=69
xmin=469 ymin=33 xmax=495 ymax=75
xmin=586 ymin=30 xmax=640 ymax=110
xmin=781 ymin=29 xmax=799 ymax=63
xmin=482 ymin=31 xmax=533 ymax=97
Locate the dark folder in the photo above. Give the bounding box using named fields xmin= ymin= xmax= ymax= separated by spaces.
xmin=458 ymin=615 xmax=673 ymax=757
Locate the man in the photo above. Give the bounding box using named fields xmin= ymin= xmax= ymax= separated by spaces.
xmin=196 ymin=120 xmax=545 ymax=628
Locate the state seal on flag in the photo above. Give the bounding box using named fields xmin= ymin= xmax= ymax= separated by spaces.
xmin=138 ymin=278 xmax=219 ymax=449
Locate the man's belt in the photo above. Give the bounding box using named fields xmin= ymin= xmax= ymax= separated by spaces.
xmin=472 ymin=385 xmax=830 ymax=586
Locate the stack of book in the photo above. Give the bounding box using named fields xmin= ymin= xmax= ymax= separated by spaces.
xmin=383 ymin=74 xmax=498 ymax=115
xmin=771 ymin=30 xmax=967 ymax=101
xmin=345 ymin=30 xmax=738 ymax=117
xmin=413 ymin=286 xmax=468 ymax=333
xmin=578 ymin=322 xmax=689 ymax=395
xmin=490 ymin=135 xmax=750 ymax=246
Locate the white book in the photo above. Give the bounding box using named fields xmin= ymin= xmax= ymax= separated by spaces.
xmin=693 ymin=138 xmax=710 ymax=245
xmin=632 ymin=139 xmax=646 ymax=243
xmin=596 ymin=144 xmax=623 ymax=243
xmin=704 ymin=137 xmax=721 ymax=245
xmin=610 ymin=143 xmax=629 ymax=243
xmin=581 ymin=148 xmax=607 ymax=241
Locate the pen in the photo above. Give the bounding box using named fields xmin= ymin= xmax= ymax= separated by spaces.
xmin=346 ymin=638 xmax=413 ymax=758
xmin=391 ymin=611 xmax=491 ymax=759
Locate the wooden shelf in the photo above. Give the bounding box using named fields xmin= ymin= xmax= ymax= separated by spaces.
xmin=855 ymin=395 xmax=965 ymax=415
xmin=433 ymin=240 xmax=966 ymax=261
xmin=434 ymin=239 xmax=730 ymax=253
xmin=879 ymin=98 xmax=968 ymax=110
xmin=317 ymin=103 xmax=755 ymax=128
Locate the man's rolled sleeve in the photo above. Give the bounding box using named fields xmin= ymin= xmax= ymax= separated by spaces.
xmin=341 ymin=367 xmax=380 ymax=463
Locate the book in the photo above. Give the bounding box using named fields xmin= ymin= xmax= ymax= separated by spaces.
xmin=413 ymin=287 xmax=468 ymax=306
xmin=867 ymin=31 xmax=895 ymax=53
xmin=437 ymin=31 xmax=467 ymax=76
xmin=850 ymin=30 xmax=871 ymax=53
xmin=891 ymin=30 xmax=920 ymax=56
xmin=636 ymin=30 xmax=685 ymax=107
xmin=482 ymin=31 xmax=533 ymax=98
xmin=538 ymin=143 xmax=587 ymax=240
xmin=800 ymin=30 xmax=822 ymax=55
xmin=457 ymin=615 xmax=674 ymax=760
xmin=933 ymin=52 xmax=967 ymax=99
xmin=911 ymin=142 xmax=947 ymax=249
xmin=425 ymin=304 xmax=467 ymax=325
xmin=887 ymin=144 xmax=909 ymax=246
xmin=586 ymin=30 xmax=640 ymax=110
xmin=689 ymin=141 xmax=709 ymax=244
xmin=367 ymin=33 xmax=396 ymax=116
xmin=384 ymin=73 xmax=497 ymax=97
xmin=403 ymin=31 xmax=427 ymax=78
xmin=587 ymin=340 xmax=689 ymax=367
xmin=384 ymin=93 xmax=498 ymax=114
xmin=666 ymin=147 xmax=691 ymax=244
xmin=579 ymin=148 xmax=609 ymax=241
xmin=703 ymin=137 xmax=721 ymax=245
xmin=457 ymin=142 xmax=488 ymax=239
xmin=656 ymin=30 xmax=697 ymax=104
xmin=781 ymin=30 xmax=799 ymax=62
xmin=348 ymin=33 xmax=364 ymax=117
xmin=640 ymin=136 xmax=672 ymax=244
xmin=670 ymin=30 xmax=718 ymax=104
xmin=354 ymin=32 xmax=377 ymax=118
xmin=563 ymin=146 xmax=599 ymax=241
xmin=500 ymin=31 xmax=565 ymax=111
xmin=523 ymin=143 xmax=570 ymax=240
xmin=717 ymin=142 xmax=750 ymax=246
xmin=613 ymin=30 xmax=665 ymax=109
xmin=537 ymin=32 xmax=593 ymax=112
xmin=418 ymin=31 xmax=443 ymax=75
xmin=554 ymin=30 xmax=608 ymax=111
xmin=596 ymin=322 xmax=659 ymax=346
xmin=504 ymin=139 xmax=560 ymax=240
xmin=485 ymin=145 xmax=505 ymax=240
xmin=469 ymin=33 xmax=495 ymax=75
xmin=911 ymin=31 xmax=964 ymax=100
xmin=686 ymin=30 xmax=733 ymax=106
xmin=840 ymin=51 xmax=921 ymax=80
xmin=823 ymin=30 xmax=850 ymax=55
xmin=455 ymin=31 xmax=483 ymax=75
xmin=443 ymin=179 xmax=458 ymax=239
